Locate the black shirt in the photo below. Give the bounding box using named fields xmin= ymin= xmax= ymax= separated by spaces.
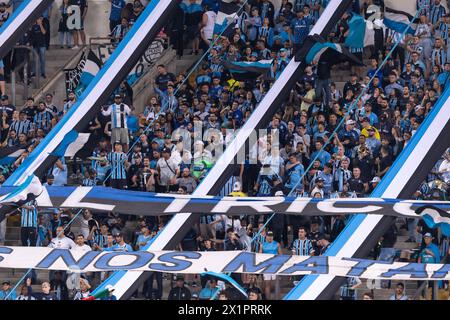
xmin=155 ymin=72 xmax=176 ymax=91
xmin=168 ymin=286 xmax=191 ymax=300
xmin=317 ymin=60 xmax=331 ymax=80
xmin=23 ymin=105 xmax=37 ymax=121
xmin=0 ymin=104 xmax=15 ymax=119
xmin=69 ymin=0 xmax=88 ymax=13
xmin=348 ymin=177 xmax=365 ymax=195
xmin=343 ymin=81 xmax=361 ymax=95
xmin=30 ymin=23 xmax=47 ymax=48
xmin=380 ymin=224 xmax=397 ymax=248
xmin=379 ymin=155 xmax=393 ymax=173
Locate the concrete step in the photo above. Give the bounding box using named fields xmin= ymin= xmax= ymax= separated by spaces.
xmin=6 ymin=47 xmax=82 ymax=107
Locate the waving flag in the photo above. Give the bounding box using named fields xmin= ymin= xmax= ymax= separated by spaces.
xmin=0 ymin=175 xmax=42 ymax=207
xmin=3 ymin=247 xmax=450 ymax=280
xmin=222 ymin=59 xmax=273 ymax=80
xmin=201 ymin=271 xmax=248 ymax=299
xmin=0 ymin=182 xmax=449 ymax=234
xmin=299 ymin=35 xmax=364 ymax=66
xmin=50 ymin=130 xmax=92 ymax=159
xmin=379 ymin=0 xmax=418 ymax=35
xmin=75 ymin=50 xmax=103 ymax=97
xmin=214 ymin=0 xmax=241 ymax=36
xmin=0 ymin=146 xmax=26 ymax=165
xmin=344 ymin=14 xmax=375 ymax=49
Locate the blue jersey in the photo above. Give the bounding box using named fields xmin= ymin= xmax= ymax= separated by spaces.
xmin=291 ymin=18 xmax=309 ymax=44
xmin=21 ymin=200 xmax=38 ymax=228
xmin=136 ymin=234 xmax=153 ymax=250
xmin=254 ymin=233 xmax=266 ymax=253
xmin=256 ymin=174 xmax=274 ymax=196
xmin=429 ymin=4 xmax=446 ymax=25
xmin=0 ymin=289 xmax=17 ymax=300
xmin=110 ymin=0 xmax=126 ymax=21
xmin=107 ymin=152 xmax=127 ymax=180
xmin=291 ymin=238 xmax=314 ymax=255
xmin=33 ymin=111 xmax=53 ymax=132
xmin=209 ymin=85 xmax=223 ymax=100
xmin=310 ymin=149 xmax=331 ymax=166
xmin=104 ymin=243 xmax=134 ymax=252
xmin=284 ymin=162 xmax=305 ymax=190
xmin=262 ymin=241 xmax=279 ymax=254
xmin=420 ymin=243 xmax=441 ymax=263
xmin=94 ymin=233 xmax=108 ymax=249
xmin=196 ymin=74 xmax=212 ymax=85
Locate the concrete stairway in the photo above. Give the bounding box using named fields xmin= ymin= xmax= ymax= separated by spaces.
xmin=5 ymin=46 xmax=83 ymax=107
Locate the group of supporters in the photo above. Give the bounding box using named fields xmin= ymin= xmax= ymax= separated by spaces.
xmin=0 ymin=0 xmax=449 ymax=300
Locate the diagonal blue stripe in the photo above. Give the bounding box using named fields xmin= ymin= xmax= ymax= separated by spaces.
xmin=285 ymin=84 xmax=450 ymax=300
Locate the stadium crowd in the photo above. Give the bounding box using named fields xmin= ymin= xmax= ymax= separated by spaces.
xmin=0 ymin=0 xmax=449 ymax=300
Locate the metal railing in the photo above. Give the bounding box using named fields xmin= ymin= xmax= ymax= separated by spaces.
xmin=10 ymin=45 xmax=40 ymax=106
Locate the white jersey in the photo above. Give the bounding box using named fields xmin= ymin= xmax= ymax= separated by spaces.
xmin=102 ymin=103 xmax=131 ymax=129
xmin=203 ymin=11 xmax=217 ymax=40
xmin=72 ymin=244 xmax=92 ymax=253
xmin=48 ymin=236 xmax=76 ymax=249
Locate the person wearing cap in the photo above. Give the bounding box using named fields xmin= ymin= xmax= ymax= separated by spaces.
xmin=156 ymin=146 xmax=179 ymax=192
xmin=43 ymin=174 xmax=55 ymax=187
xmin=362 ymin=125 xmax=381 ymax=155
xmin=102 ymin=94 xmax=131 ymax=152
xmin=259 ymin=230 xmax=281 ymax=299
xmin=193 ymin=139 xmax=213 ymax=163
xmin=0 ymin=280 xmax=17 ymax=300
xmin=162 ymin=134 xmax=175 ymax=153
xmin=368 ymin=175 xmax=381 ymax=193
xmin=168 ymin=275 xmax=191 ymax=300
xmin=291 ymin=10 xmax=308 ymax=54
xmin=313 ymin=163 xmax=333 ymax=196
xmin=229 ymin=180 xmax=247 ymax=197
xmin=310 ymin=176 xmax=325 ymax=198
xmin=418 ymin=233 xmax=440 ymax=264
xmin=338 ymin=119 xmax=359 ymax=151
